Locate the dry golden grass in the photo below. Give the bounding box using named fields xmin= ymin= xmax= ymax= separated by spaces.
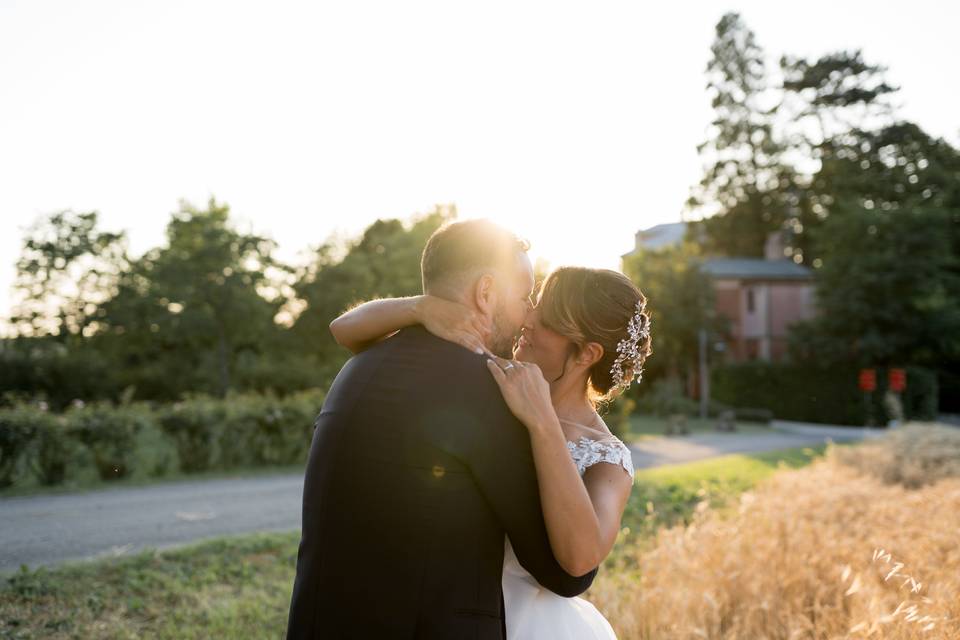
xmin=833 ymin=423 xmax=960 ymax=489
xmin=591 ymin=424 xmax=960 ymax=639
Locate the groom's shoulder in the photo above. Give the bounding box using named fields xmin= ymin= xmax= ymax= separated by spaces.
xmin=387 ymin=326 xmax=497 ymax=387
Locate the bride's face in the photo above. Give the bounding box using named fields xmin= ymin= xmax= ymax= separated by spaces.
xmin=514 ymin=304 xmax=574 ymax=383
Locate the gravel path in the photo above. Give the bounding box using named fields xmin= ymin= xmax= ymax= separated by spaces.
xmin=0 ymin=425 xmax=879 ymax=574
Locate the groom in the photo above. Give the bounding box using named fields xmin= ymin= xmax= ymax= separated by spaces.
xmin=285 ymin=219 xmax=597 ymax=639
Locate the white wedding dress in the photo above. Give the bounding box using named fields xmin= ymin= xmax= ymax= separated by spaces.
xmin=502 ymin=431 xmax=635 ymax=639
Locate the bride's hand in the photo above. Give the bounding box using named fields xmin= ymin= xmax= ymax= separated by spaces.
xmin=485 ymin=356 xmax=559 ymax=433
xmin=415 ymin=295 xmax=492 ymax=355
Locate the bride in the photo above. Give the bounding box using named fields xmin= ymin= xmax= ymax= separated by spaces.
xmin=329 ymin=265 xmax=652 ymax=639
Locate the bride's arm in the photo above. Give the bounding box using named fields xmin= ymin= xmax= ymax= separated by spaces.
xmin=486 ymin=357 xmax=633 ymax=576
xmin=330 ymin=295 xmax=491 ymax=355
xmin=329 ymin=297 xmax=420 ymax=353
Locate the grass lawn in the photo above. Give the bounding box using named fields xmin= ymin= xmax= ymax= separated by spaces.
xmin=625 ymin=414 xmax=772 ymax=439
xmin=0 ymin=445 xmax=828 ymax=639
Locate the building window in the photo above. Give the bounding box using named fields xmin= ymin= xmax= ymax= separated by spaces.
xmin=746 ymin=288 xmax=755 ymax=313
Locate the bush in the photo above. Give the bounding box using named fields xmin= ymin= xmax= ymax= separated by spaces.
xmin=0 ymin=339 xmax=119 ymax=411
xmin=636 ymin=378 xmax=700 ymax=417
xmin=69 ymin=403 xmax=150 ymax=480
xmin=31 ymin=411 xmax=78 ymax=485
xmin=733 ymin=407 xmax=774 ymax=424
xmin=250 ymin=389 xmax=325 ymax=466
xmin=158 ymin=397 xmax=226 ymax=473
xmin=711 ymin=362 xmax=939 ymax=426
xmin=0 ymin=405 xmax=44 ymax=487
xmin=601 ymin=395 xmax=636 ymax=440
xmin=219 ymin=390 xmax=326 ymax=468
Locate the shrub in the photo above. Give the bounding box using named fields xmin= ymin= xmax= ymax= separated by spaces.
xmin=31 ymin=411 xmax=78 ymax=485
xmin=0 ymin=405 xmax=44 ymax=487
xmin=157 ymin=397 xmax=226 ymax=473
xmin=732 ymin=407 xmax=773 ymax=424
xmin=254 ymin=389 xmax=325 ymax=466
xmin=711 ymin=362 xmax=939 ymax=425
xmin=220 ymin=389 xmax=326 ymax=468
xmin=636 ymin=378 xmax=699 ymax=417
xmin=69 ymin=403 xmax=150 ymax=480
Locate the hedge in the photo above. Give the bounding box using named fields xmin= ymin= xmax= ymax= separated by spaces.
xmin=0 ymin=389 xmax=327 ymax=489
xmin=711 ymin=362 xmax=938 ymax=426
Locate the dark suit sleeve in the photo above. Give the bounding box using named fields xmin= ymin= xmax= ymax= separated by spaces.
xmin=458 ymin=357 xmax=597 ymax=597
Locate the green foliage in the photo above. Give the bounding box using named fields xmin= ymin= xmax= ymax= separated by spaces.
xmin=0 ymin=531 xmax=300 ymax=639
xmin=0 ymin=389 xmax=327 ymax=489
xmin=634 ymin=378 xmax=699 ymax=418
xmin=97 ymin=197 xmax=290 ymax=400
xmin=733 ymin=407 xmax=774 ymax=423
xmin=218 ymin=389 xmax=326 ymax=468
xmin=158 ymin=397 xmax=226 ymax=473
xmin=686 ymin=12 xmax=790 ymax=257
xmin=159 ymin=390 xmax=327 ymax=473
xmin=69 ymin=402 xmax=151 ymax=480
xmin=0 ymin=405 xmax=39 ymax=488
xmin=622 ymin=242 xmax=726 ymax=387
xmin=685 ymin=13 xmax=960 ymax=411
xmin=3 ymin=201 xmax=462 ymax=407
xmin=0 ymin=338 xmax=118 ymax=410
xmin=30 ymin=411 xmax=77 ymax=486
xmin=711 ymin=361 xmax=938 ymax=425
xmin=600 ymin=395 xmax=636 ymax=440
xmin=789 ymin=124 xmax=960 ymax=370
xmin=10 ymin=210 xmax=129 ymax=338
xmin=792 ymin=207 xmax=960 ymax=367
xmin=292 ymin=205 xmax=453 ymax=385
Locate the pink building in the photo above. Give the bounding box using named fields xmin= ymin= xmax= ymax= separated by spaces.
xmin=624 ymin=223 xmax=816 ymax=363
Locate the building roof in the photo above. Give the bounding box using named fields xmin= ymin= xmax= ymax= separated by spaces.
xmin=637 ymin=222 xmax=687 ymax=249
xmin=700 ymin=258 xmax=813 ymax=281
xmin=621 ymin=222 xmax=687 ymax=258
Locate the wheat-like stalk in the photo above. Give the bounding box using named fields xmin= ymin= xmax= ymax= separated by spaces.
xmin=588 ymin=424 xmax=960 ymax=639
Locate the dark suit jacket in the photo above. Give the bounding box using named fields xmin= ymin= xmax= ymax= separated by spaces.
xmin=285 ymin=325 xmax=597 ymax=639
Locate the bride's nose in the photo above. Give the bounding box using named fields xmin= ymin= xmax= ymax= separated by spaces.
xmin=521 ymin=308 xmax=536 ymax=331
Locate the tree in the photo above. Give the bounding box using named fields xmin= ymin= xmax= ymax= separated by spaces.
xmin=621 ymin=242 xmax=726 ymax=393
xmin=291 ymin=205 xmax=454 ymax=383
xmin=778 ymin=50 xmax=899 ymax=263
xmin=686 ymin=13 xmax=790 ymax=257
xmin=10 ymin=211 xmax=129 ymax=339
xmin=790 ymin=124 xmax=960 ymax=370
xmin=97 ymin=198 xmax=289 ymax=399
xmin=791 ymin=207 xmax=960 ymax=368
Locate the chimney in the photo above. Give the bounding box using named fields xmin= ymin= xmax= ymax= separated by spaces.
xmin=764 ymin=231 xmax=784 ymax=260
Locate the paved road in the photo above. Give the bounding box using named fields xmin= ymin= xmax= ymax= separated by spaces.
xmin=0 ymin=425 xmax=880 ymax=574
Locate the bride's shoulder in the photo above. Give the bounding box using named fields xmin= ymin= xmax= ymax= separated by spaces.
xmin=565 ymin=424 xmax=634 ymax=478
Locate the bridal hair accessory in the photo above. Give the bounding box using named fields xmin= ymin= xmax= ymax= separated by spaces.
xmin=610 ymin=299 xmax=650 ymax=391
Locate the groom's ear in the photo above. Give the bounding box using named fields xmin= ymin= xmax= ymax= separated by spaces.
xmin=473 ymin=273 xmax=497 ymax=316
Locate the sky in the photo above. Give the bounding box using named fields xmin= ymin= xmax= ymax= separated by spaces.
xmin=1 ymin=0 xmax=958 ymax=326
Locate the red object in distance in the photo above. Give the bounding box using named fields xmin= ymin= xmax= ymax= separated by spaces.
xmin=859 ymin=368 xmax=877 ymax=392
xmin=889 ymin=368 xmax=906 ymax=393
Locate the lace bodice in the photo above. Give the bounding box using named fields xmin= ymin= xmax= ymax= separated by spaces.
xmin=565 ymin=435 xmax=635 ymax=478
